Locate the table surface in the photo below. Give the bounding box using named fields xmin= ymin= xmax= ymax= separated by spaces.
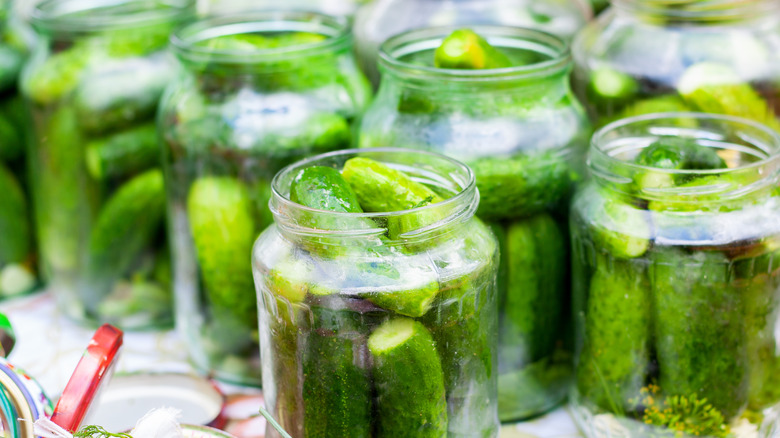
xmin=1 ymin=292 xmax=583 ymax=438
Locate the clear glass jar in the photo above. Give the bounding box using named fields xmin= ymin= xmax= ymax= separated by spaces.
xmin=354 ymin=0 xmax=592 ymax=85
xmin=159 ymin=12 xmax=370 ymax=386
xmin=570 ymin=113 xmax=780 ymax=437
xmin=359 ymin=25 xmax=591 ymax=421
xmin=196 ymin=0 xmax=365 ymax=17
xmin=0 ymin=0 xmax=35 ymax=300
xmin=572 ymin=0 xmax=780 ymax=129
xmin=253 ymin=148 xmax=499 ymax=438
xmin=21 ymin=0 xmax=193 ymax=328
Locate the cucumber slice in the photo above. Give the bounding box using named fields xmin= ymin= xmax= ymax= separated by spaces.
xmin=369 ymin=318 xmax=448 ymax=437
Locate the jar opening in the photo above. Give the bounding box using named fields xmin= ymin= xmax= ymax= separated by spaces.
xmin=270 ymin=148 xmax=478 ymax=240
xmin=612 ymin=0 xmax=780 ymax=23
xmin=589 ymin=112 xmax=780 ymax=200
xmin=171 ymin=12 xmax=350 ymax=65
xmin=32 ymin=0 xmax=193 ymax=33
xmin=378 ymin=25 xmax=571 ymax=83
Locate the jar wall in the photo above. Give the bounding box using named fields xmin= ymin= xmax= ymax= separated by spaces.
xmin=252 ymin=149 xmax=500 ymax=437
xmin=359 ymin=26 xmax=592 ymax=421
xmin=572 ymin=2 xmax=780 ymax=129
xmin=21 ymin=0 xmax=193 ymax=329
xmin=159 ymin=13 xmax=370 ymax=386
xmin=570 ymin=114 xmax=780 ymax=437
xmin=353 ymin=0 xmax=591 ymax=85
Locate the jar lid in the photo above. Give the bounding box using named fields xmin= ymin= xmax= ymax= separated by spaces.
xmin=87 ymin=373 xmax=226 ymax=432
xmin=50 ymin=324 xmax=123 ymax=432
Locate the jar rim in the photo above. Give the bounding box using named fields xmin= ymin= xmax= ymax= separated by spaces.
xmin=378 ymin=25 xmax=571 ymax=83
xmin=270 ymin=148 xmax=478 ymax=236
xmin=32 ymin=0 xmax=193 ymax=33
xmin=612 ymin=0 xmax=780 ymax=21
xmin=171 ymin=11 xmax=351 ymax=65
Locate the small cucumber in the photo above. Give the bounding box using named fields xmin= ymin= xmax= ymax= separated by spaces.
xmin=342 ymin=157 xmax=443 ymax=212
xmin=85 ymin=123 xmax=160 ymax=181
xmin=291 ymin=166 xmax=363 ymax=213
xmin=592 ymin=195 xmax=651 ymax=259
xmin=369 ymin=318 xmax=448 ymax=438
xmin=303 ymin=311 xmax=372 ymax=438
xmin=188 ymin=177 xmax=257 ymax=331
xmin=86 ymin=169 xmax=166 ymax=301
xmin=434 ymin=29 xmax=512 ymax=70
xmin=586 ymin=67 xmax=639 ymax=112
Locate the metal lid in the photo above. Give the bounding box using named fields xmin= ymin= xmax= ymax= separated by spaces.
xmin=87 ymin=373 xmax=225 ymax=432
xmin=50 ymin=324 xmax=123 ymax=432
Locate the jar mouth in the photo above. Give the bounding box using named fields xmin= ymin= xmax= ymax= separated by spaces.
xmin=171 ymin=11 xmax=351 ymax=65
xmin=589 ymin=112 xmax=780 ymax=198
xmin=378 ymin=25 xmax=571 ymax=83
xmin=270 ymin=148 xmax=478 ymax=238
xmin=32 ymin=0 xmax=193 ymax=33
xmin=612 ymin=0 xmax=780 ymax=22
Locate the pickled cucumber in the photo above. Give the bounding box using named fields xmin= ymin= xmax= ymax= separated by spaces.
xmin=577 ymin=254 xmax=651 ymax=414
xmin=85 ymin=123 xmax=159 ymax=180
xmin=85 ymin=169 xmax=166 ymax=302
xmin=368 ymin=318 xmax=448 ymax=438
xmin=0 ymin=162 xmax=29 ymax=266
xmin=434 ymin=28 xmax=512 ymax=70
xmin=188 ymin=177 xmax=257 ymax=330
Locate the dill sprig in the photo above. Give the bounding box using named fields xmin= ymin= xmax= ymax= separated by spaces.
xmin=640 ymin=385 xmax=729 ymax=438
xmin=73 ymin=425 xmax=133 ymax=438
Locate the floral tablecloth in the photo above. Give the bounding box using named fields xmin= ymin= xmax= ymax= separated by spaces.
xmin=0 ymin=292 xmax=583 ymax=438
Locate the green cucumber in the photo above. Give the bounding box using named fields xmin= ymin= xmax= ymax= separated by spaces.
xmin=188 ymin=177 xmax=257 ymax=331
xmin=591 ymin=195 xmax=651 ymax=259
xmin=0 ymin=162 xmax=30 ymax=265
xmin=342 ymin=157 xmax=443 ymax=212
xmin=359 ymin=280 xmax=439 ymax=318
xmin=586 ymin=67 xmax=639 ymax=112
xmin=369 ymin=318 xmax=448 ymax=437
xmin=600 ymin=95 xmax=697 ymax=128
xmin=85 ymin=169 xmax=166 ymax=302
xmin=302 ymin=308 xmax=371 ymax=438
xmin=677 ymin=63 xmax=780 ymax=132
xmin=650 ymin=248 xmax=748 ymax=419
xmin=85 ymin=123 xmax=160 ymax=180
xmin=341 ymin=157 xmax=445 ymax=239
xmin=576 ymin=254 xmax=651 ymax=414
xmin=434 ymin=29 xmax=512 ymax=70
xmin=470 ymin=151 xmax=571 ymax=220
xmin=499 ymin=214 xmax=565 ymax=370
xmin=291 ymin=166 xmax=363 ymax=213
xmin=24 ymin=42 xmax=92 ymax=104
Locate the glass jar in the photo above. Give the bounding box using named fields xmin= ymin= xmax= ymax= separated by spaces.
xmin=253 ymin=148 xmax=499 ymax=438
xmin=572 ymin=0 xmax=780 ymax=129
xmin=197 ymin=0 xmax=365 ymax=17
xmin=159 ymin=12 xmax=370 ymax=386
xmin=21 ymin=0 xmax=192 ymax=329
xmin=0 ymin=0 xmax=35 ymax=300
xmin=570 ymin=113 xmax=780 ymax=437
xmin=353 ymin=0 xmax=592 ymax=85
xmin=359 ymin=25 xmax=591 ymax=421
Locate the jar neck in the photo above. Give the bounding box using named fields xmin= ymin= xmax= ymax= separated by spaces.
xmin=612 ymin=0 xmax=780 ymax=25
xmin=378 ymin=25 xmax=572 ymax=96
xmin=172 ymin=12 xmax=351 ymax=77
xmin=32 ymin=0 xmax=193 ymax=42
xmin=589 ymin=113 xmax=780 ymax=209
xmin=270 ymin=149 xmax=479 ymax=247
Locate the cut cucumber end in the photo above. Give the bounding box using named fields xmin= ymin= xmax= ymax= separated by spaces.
xmin=0 ymin=264 xmax=35 ymax=297
xmin=368 ymin=318 xmax=416 ymax=355
xmin=677 ymin=62 xmax=740 ymax=96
